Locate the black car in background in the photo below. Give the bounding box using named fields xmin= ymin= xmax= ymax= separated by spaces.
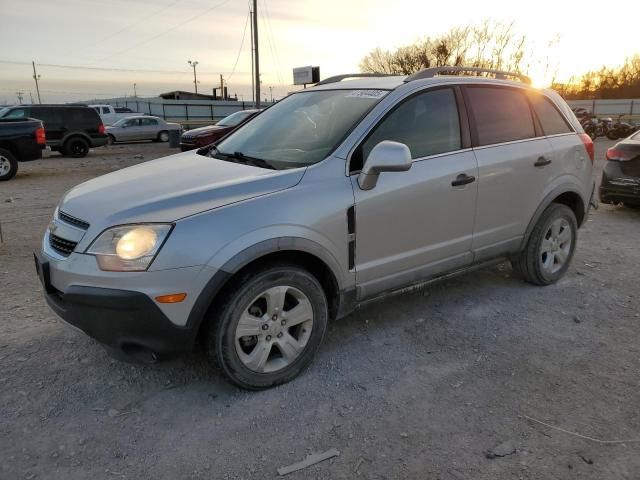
xmin=0 ymin=118 xmax=46 ymax=180
xmin=600 ymin=131 xmax=640 ymax=208
xmin=0 ymin=105 xmax=107 ymax=158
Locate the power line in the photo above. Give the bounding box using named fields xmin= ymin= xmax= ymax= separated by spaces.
xmin=97 ymin=0 xmax=233 ymax=62
xmin=66 ymin=0 xmax=186 ymax=57
xmin=226 ymin=12 xmax=250 ymax=81
xmin=261 ymin=0 xmax=284 ymax=86
xmin=0 ymin=59 xmax=250 ymax=76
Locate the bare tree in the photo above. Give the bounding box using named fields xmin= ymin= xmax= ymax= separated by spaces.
xmin=359 ymin=20 xmax=531 ymax=76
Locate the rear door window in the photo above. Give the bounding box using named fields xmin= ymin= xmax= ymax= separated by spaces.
xmin=466 ymin=86 xmax=535 ymax=146
xmin=140 ymin=118 xmax=158 ymax=126
xmin=3 ymin=108 xmax=28 ymax=119
xmin=528 ymin=94 xmax=573 ymax=135
xmin=356 ymin=88 xmax=461 ymax=169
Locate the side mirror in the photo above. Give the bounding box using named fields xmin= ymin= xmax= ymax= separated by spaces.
xmin=358 ymin=140 xmax=412 ymax=190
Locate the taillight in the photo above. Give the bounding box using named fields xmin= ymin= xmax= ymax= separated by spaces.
xmin=578 ymin=133 xmax=594 ymax=163
xmin=98 ymin=124 xmax=106 ymax=135
xmin=35 ymin=127 xmax=46 ymax=145
xmin=606 ymin=147 xmax=636 ymax=162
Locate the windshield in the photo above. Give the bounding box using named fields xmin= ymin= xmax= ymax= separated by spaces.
xmin=215 ymin=89 xmax=388 ymax=168
xmin=112 ymin=118 xmax=128 ymax=127
xmin=0 ymin=107 xmax=7 ymax=118
xmin=217 ymin=110 xmax=254 ymax=127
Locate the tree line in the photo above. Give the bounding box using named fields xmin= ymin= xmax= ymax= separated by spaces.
xmin=552 ymin=56 xmax=640 ymax=100
xmin=359 ymin=22 xmax=639 ymax=100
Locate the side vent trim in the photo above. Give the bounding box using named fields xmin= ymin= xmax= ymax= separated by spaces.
xmin=347 ymin=206 xmax=356 ymax=270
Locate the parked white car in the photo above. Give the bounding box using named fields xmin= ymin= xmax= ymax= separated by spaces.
xmin=89 ymin=105 xmax=140 ymax=126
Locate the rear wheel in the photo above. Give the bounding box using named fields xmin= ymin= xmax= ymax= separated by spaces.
xmin=0 ymin=148 xmax=18 ymax=181
xmin=107 ymin=134 xmax=116 ymax=145
xmin=206 ymin=265 xmax=328 ymax=390
xmin=158 ymin=131 xmax=169 ymax=142
xmin=512 ymin=204 xmax=578 ymax=285
xmin=606 ymin=130 xmax=619 ymax=140
xmin=64 ymin=137 xmax=89 ymax=158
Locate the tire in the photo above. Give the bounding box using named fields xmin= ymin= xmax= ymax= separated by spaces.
xmin=0 ymin=148 xmax=18 ymax=181
xmin=158 ymin=131 xmax=169 ymax=142
xmin=64 ymin=137 xmax=89 ymax=158
xmin=606 ymin=130 xmax=619 ymax=140
xmin=107 ymin=134 xmax=116 ymax=145
xmin=511 ymin=204 xmax=578 ymax=286
xmin=205 ymin=264 xmax=328 ymax=390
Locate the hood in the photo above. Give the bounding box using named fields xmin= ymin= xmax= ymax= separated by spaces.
xmin=59 ymin=150 xmax=305 ymax=228
xmin=185 ymin=125 xmax=227 ymax=136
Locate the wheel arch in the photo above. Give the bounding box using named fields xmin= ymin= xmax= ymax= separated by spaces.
xmin=185 ymin=238 xmax=348 ymax=349
xmin=520 ymin=185 xmax=587 ymax=251
xmin=62 ymin=132 xmax=92 ymax=147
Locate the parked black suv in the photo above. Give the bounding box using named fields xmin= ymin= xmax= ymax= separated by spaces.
xmin=0 ymin=105 xmax=108 ymax=158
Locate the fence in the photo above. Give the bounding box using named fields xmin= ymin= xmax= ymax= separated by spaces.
xmin=566 ymin=99 xmax=638 ymax=117
xmin=89 ymin=97 xmax=273 ymax=130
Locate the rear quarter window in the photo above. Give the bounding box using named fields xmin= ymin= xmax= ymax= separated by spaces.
xmin=529 ymin=94 xmax=572 ymax=135
xmin=66 ymin=108 xmax=100 ymax=128
xmin=466 ymin=86 xmax=535 ymax=146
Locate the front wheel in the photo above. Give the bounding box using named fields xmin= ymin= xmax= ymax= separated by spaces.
xmin=206 ymin=265 xmax=328 ymax=390
xmin=158 ymin=131 xmax=169 ymax=142
xmin=0 ymin=148 xmax=18 ymax=181
xmin=511 ymin=204 xmax=578 ymax=285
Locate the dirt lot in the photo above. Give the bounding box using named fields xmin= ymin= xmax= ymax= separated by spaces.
xmin=1 ymin=139 xmax=639 ymax=480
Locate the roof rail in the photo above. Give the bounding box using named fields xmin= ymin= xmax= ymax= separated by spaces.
xmin=405 ymin=66 xmax=531 ymax=85
xmin=315 ymin=73 xmax=398 ymax=86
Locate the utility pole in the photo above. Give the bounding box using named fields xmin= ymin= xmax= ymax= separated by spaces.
xmin=220 ymin=74 xmax=224 ymax=100
xmin=32 ymin=61 xmax=42 ymax=104
xmin=188 ymin=60 xmax=199 ymax=94
xmin=16 ymin=91 xmax=24 ymax=104
xmin=252 ymin=0 xmax=260 ymax=108
xmin=133 ymin=83 xmax=137 ymax=98
xmin=269 ymin=86 xmax=273 ymax=103
xmin=249 ymin=8 xmax=255 ymax=104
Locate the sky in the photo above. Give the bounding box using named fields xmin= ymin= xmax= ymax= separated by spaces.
xmin=0 ymin=0 xmax=638 ymax=104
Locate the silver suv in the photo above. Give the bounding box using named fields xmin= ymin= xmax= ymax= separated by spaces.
xmin=36 ymin=67 xmax=596 ymax=389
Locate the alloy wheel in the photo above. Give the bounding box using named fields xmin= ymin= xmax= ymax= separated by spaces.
xmin=234 ymin=285 xmax=314 ymax=373
xmin=0 ymin=155 xmax=10 ymax=176
xmin=540 ymin=218 xmax=573 ymax=275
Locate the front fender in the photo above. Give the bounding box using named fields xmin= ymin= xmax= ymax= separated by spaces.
xmin=207 ymin=228 xmax=350 ymax=290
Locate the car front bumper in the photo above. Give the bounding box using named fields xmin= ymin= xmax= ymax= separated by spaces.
xmin=35 ymin=247 xmax=218 ymax=355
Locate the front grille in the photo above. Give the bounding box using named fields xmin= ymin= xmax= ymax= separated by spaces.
xmin=58 ymin=210 xmax=90 ymax=230
xmin=49 ymin=233 xmax=78 ymax=257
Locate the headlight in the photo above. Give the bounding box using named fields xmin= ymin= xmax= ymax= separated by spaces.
xmin=86 ymin=224 xmax=172 ymax=271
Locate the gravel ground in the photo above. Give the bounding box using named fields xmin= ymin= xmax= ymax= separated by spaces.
xmin=1 ymin=139 xmax=639 ymax=480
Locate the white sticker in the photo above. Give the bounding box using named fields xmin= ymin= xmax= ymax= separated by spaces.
xmin=345 ymin=90 xmax=388 ymax=99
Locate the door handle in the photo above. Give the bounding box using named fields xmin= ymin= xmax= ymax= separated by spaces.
xmin=534 ymin=156 xmax=552 ymax=167
xmin=451 ymin=173 xmax=476 ymax=187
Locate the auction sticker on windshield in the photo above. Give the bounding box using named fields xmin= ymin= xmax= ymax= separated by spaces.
xmin=345 ymin=90 xmax=388 ymax=99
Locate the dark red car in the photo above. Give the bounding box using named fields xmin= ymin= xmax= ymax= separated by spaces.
xmin=180 ymin=109 xmax=261 ymax=151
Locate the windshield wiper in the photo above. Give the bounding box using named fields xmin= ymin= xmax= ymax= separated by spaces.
xmin=216 ymin=151 xmax=277 ymax=170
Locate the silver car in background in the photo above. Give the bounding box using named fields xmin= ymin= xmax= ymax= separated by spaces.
xmin=37 ymin=67 xmax=595 ymax=390
xmin=106 ymin=116 xmax=182 ymax=144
